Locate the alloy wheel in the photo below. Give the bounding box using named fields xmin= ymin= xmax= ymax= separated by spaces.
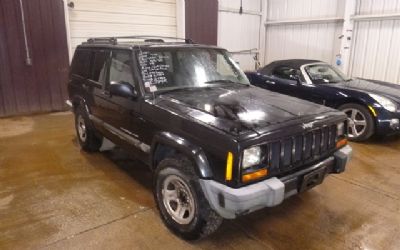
xmin=342 ymin=108 xmax=367 ymax=139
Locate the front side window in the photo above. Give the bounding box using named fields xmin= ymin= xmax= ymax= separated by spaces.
xmin=91 ymin=50 xmax=109 ymax=85
xmin=109 ymin=50 xmax=135 ymax=87
xmin=305 ymin=64 xmax=350 ymax=84
xmin=137 ymin=48 xmax=249 ymax=92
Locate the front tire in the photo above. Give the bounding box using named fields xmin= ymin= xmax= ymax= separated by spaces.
xmin=74 ymin=106 xmax=102 ymax=152
xmin=154 ymin=156 xmax=222 ymax=240
xmin=339 ymin=103 xmax=375 ymax=141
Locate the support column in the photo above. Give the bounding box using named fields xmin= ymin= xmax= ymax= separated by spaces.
xmin=337 ymin=0 xmax=357 ymax=75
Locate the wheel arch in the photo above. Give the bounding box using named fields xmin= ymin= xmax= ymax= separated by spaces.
xmin=150 ymin=132 xmax=213 ymax=179
xmin=334 ymin=97 xmax=378 ymax=121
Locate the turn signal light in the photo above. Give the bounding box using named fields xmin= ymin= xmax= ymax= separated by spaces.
xmin=336 ymin=138 xmax=348 ymax=149
xmin=225 ymin=152 xmax=233 ymax=181
xmin=242 ymin=168 xmax=268 ymax=183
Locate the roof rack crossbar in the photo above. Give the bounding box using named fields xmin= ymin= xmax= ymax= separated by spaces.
xmin=86 ymin=35 xmax=193 ymax=44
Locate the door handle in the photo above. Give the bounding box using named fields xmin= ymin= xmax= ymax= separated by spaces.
xmin=265 ymin=80 xmax=275 ymax=84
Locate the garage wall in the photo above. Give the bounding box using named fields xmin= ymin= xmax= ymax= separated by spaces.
xmin=218 ymin=0 xmax=264 ymax=71
xmin=264 ymin=0 xmax=345 ymax=65
xmin=67 ymin=0 xmax=177 ymax=53
xmin=349 ymin=0 xmax=400 ymax=83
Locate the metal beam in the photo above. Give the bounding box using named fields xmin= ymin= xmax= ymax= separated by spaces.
xmin=351 ymin=12 xmax=400 ymax=21
xmin=265 ymin=17 xmax=344 ymax=26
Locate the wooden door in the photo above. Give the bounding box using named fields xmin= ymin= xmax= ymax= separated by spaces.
xmin=0 ymin=0 xmax=69 ymax=117
xmin=185 ymin=0 xmax=218 ymax=45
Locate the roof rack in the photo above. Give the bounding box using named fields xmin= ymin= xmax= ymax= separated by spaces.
xmin=86 ymin=35 xmax=193 ymax=45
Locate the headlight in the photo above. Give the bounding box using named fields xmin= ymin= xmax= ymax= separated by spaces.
xmin=337 ymin=122 xmax=345 ymax=136
xmin=242 ymin=146 xmax=262 ymax=169
xmin=369 ymin=94 xmax=397 ymax=112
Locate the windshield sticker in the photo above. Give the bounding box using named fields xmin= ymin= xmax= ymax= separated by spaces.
xmin=149 ymin=85 xmax=158 ymax=92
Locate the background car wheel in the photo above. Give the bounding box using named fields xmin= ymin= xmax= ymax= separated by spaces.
xmin=154 ymin=155 xmax=222 ymax=240
xmin=75 ymin=106 xmax=102 ymax=152
xmin=339 ymin=103 xmax=375 ymax=141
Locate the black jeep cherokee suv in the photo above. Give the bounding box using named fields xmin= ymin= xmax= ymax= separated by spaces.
xmin=67 ymin=36 xmax=352 ymax=240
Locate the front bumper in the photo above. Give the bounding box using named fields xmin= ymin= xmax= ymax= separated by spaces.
xmin=374 ymin=109 xmax=400 ymax=135
xmin=200 ymin=145 xmax=352 ymax=219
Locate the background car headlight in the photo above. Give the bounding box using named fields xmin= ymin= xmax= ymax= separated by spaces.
xmin=242 ymin=146 xmax=262 ymax=169
xmin=337 ymin=122 xmax=345 ymax=136
xmin=369 ymin=94 xmax=397 ymax=112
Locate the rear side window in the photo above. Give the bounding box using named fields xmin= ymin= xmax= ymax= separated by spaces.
xmin=91 ymin=50 xmax=109 ymax=85
xmin=71 ymin=49 xmax=91 ymax=78
xmin=258 ymin=64 xmax=273 ymax=75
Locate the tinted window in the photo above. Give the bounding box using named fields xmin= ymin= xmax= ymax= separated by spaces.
xmin=91 ymin=50 xmax=109 ymax=85
xmin=71 ymin=49 xmax=91 ymax=78
xmin=109 ymin=50 xmax=135 ymax=87
xmin=273 ymin=66 xmax=299 ymax=80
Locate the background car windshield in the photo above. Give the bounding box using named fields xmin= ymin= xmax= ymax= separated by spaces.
xmin=137 ymin=48 xmax=249 ymax=92
xmin=305 ymin=64 xmax=350 ymax=84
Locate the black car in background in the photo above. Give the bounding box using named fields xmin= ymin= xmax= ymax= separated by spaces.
xmin=246 ymin=59 xmax=400 ymax=141
xmin=67 ymin=37 xmax=351 ymax=240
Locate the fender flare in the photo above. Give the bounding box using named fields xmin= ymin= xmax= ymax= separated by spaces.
xmin=150 ymin=132 xmax=213 ymax=178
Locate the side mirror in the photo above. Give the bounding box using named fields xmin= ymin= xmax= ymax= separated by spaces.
xmin=109 ymin=81 xmax=136 ymax=99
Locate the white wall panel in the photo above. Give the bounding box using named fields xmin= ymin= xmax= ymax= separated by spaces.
xmin=68 ymin=0 xmax=177 ymax=52
xmin=349 ymin=0 xmax=400 ymax=83
xmin=267 ymin=0 xmax=345 ymax=20
xmin=265 ymin=22 xmax=342 ymax=64
xmin=357 ymin=0 xmax=400 ymax=15
xmin=218 ymin=12 xmax=262 ymax=70
xmin=218 ymin=0 xmax=263 ymax=71
xmin=219 ymin=0 xmax=262 ymax=12
xmin=264 ymin=0 xmax=344 ymax=65
xmin=350 ymin=20 xmax=400 ymax=83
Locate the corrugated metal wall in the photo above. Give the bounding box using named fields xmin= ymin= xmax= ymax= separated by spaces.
xmin=68 ymin=0 xmax=177 ymax=53
xmin=265 ymin=0 xmax=345 ymax=65
xmin=349 ymin=0 xmax=400 ymax=83
xmin=218 ymin=0 xmax=263 ymax=71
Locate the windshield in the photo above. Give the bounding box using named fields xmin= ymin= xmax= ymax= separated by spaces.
xmin=305 ymin=64 xmax=351 ymax=84
xmin=137 ymin=48 xmax=249 ymax=93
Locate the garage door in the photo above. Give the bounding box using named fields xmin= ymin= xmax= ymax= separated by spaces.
xmin=68 ymin=0 xmax=178 ymax=53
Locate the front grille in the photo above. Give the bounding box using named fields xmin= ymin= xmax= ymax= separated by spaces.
xmin=265 ymin=125 xmax=337 ymax=175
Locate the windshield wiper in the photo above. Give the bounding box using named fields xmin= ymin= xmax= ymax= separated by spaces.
xmin=152 ymin=86 xmax=195 ymax=96
xmin=204 ymin=79 xmax=244 ymax=85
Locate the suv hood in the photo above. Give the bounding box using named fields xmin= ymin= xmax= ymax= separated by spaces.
xmin=156 ymin=85 xmax=337 ymax=135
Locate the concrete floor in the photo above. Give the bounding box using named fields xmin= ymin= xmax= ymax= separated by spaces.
xmin=0 ymin=112 xmax=399 ymax=250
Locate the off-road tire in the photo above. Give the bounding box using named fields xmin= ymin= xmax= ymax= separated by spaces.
xmin=74 ymin=105 xmax=102 ymax=152
xmin=154 ymin=155 xmax=223 ymax=240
